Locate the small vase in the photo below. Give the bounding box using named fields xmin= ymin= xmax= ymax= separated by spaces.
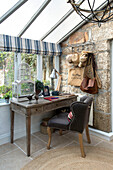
xmin=36 ymin=89 xmax=41 ymax=96
xmin=27 ymin=95 xmax=32 ymax=104
xmin=35 ymin=94 xmax=39 ymax=104
xmin=35 ymin=88 xmax=41 ymax=104
xmin=5 ymin=98 xmax=9 ymax=103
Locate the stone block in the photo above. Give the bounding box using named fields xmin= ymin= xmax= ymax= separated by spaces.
xmin=61 ymin=80 xmax=67 ymax=86
xmin=75 ymin=46 xmax=84 ymax=53
xmin=95 ymin=40 xmax=108 ymax=52
xmin=82 ymin=22 xmax=94 ymax=30
xmin=97 ymin=70 xmax=110 ymax=90
xmin=84 ymin=32 xmax=89 ymax=42
xmin=71 ymin=86 xmax=81 ymax=93
xmin=74 ymin=47 xmax=78 ymax=52
xmin=61 ymin=39 xmax=69 ymax=47
xmin=69 ymin=32 xmax=87 ymax=44
xmin=93 ymin=112 xmax=111 ymax=132
xmin=97 ymin=52 xmax=110 ymax=70
xmin=61 ymin=86 xmax=71 ymax=93
xmin=92 ymin=22 xmax=113 ymax=41
xmin=83 ymin=43 xmax=95 ymax=52
xmin=61 ymin=73 xmax=68 ymax=81
xmin=96 ymin=92 xmax=110 ymax=113
xmin=62 ymin=47 xmax=72 ymax=55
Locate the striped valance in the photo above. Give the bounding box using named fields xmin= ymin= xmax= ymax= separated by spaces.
xmin=0 ymin=34 xmax=62 ymax=56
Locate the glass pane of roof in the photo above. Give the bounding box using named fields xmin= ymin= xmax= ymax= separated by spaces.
xmin=0 ymin=0 xmax=45 ymax=36
xmin=44 ymin=12 xmax=82 ymax=43
xmin=44 ymin=0 xmax=107 ymax=43
xmin=0 ymin=0 xmax=19 ymax=17
xmin=0 ymin=0 xmax=107 ymax=43
xmin=22 ymin=0 xmax=71 ymax=40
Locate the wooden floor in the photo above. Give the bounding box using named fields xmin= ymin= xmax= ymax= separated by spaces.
xmin=0 ymin=130 xmax=113 ymax=170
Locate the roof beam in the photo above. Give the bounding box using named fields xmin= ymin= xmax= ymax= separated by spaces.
xmin=40 ymin=8 xmax=74 ymax=41
xmin=0 ymin=0 xmax=28 ymax=24
xmin=18 ymin=0 xmax=51 ymax=37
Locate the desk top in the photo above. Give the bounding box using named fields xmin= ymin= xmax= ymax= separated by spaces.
xmin=10 ymin=95 xmax=77 ymax=109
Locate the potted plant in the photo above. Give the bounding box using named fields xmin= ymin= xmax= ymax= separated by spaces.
xmin=3 ymin=91 xmax=12 ymax=103
xmin=35 ymin=80 xmax=44 ymax=94
xmin=35 ymin=80 xmax=44 ymax=103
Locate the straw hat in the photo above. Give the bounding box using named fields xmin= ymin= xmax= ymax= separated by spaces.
xmin=78 ymin=51 xmax=91 ymax=67
xmin=66 ymin=52 xmax=79 ymax=67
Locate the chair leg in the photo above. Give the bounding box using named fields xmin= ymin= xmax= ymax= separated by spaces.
xmin=78 ymin=133 xmax=86 ymax=158
xmin=59 ymin=129 xmax=62 ymax=136
xmin=47 ymin=127 xmax=51 ymax=149
xmin=86 ymin=124 xmax=91 ymax=144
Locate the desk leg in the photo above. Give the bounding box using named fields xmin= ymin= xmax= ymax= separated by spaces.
xmin=26 ymin=115 xmax=31 ymax=157
xmin=11 ymin=110 xmax=14 ymax=143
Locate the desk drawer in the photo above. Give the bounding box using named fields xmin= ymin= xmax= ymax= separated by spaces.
xmin=43 ymin=99 xmax=76 ymax=111
xmin=31 ymin=107 xmax=43 ymax=115
xmin=43 ymin=103 xmax=57 ymax=111
xmin=11 ymin=104 xmax=26 ymax=114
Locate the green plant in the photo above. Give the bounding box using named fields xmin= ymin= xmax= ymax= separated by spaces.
xmin=3 ymin=91 xmax=12 ymax=99
xmin=0 ymin=85 xmax=12 ymax=94
xmin=35 ymin=80 xmax=44 ymax=90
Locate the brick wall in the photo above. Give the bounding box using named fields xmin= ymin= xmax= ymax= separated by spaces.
xmin=60 ymin=21 xmax=113 ymax=132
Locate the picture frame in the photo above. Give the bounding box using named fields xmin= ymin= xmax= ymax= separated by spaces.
xmin=43 ymin=86 xmax=50 ymax=96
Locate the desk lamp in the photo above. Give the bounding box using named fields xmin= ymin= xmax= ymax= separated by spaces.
xmin=50 ymin=68 xmax=62 ymax=91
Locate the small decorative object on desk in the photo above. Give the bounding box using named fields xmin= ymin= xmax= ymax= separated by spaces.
xmin=35 ymin=80 xmax=44 ymax=103
xmin=12 ymin=62 xmax=35 ymax=102
xmin=34 ymin=94 xmax=39 ymax=104
xmin=52 ymin=91 xmax=59 ymax=96
xmin=44 ymin=96 xmax=59 ymax=101
xmin=27 ymin=94 xmax=34 ymax=104
xmin=43 ymin=86 xmax=50 ymax=96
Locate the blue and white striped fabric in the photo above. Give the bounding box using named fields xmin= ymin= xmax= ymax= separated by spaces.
xmin=0 ymin=34 xmax=62 ymax=56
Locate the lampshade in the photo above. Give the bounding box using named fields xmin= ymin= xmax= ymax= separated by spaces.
xmin=50 ymin=69 xmax=57 ymax=79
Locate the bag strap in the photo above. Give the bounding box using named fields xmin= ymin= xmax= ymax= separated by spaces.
xmin=86 ymin=53 xmax=96 ymax=77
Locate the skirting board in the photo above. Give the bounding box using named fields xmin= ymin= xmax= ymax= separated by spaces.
xmin=1 ymin=125 xmax=113 ymax=145
xmin=89 ymin=127 xmax=113 ymax=141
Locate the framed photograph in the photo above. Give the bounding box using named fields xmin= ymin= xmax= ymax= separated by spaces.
xmin=43 ymin=86 xmax=50 ymax=96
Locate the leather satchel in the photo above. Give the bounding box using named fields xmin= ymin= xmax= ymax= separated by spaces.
xmin=80 ymin=77 xmax=98 ymax=94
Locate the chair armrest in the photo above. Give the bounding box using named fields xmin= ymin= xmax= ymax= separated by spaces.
xmin=80 ymin=96 xmax=93 ymax=106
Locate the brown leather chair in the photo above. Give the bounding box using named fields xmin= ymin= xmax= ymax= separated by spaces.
xmin=47 ymin=96 xmax=93 ymax=158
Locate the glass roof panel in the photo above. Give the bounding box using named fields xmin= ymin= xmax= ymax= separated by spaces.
xmin=0 ymin=0 xmax=107 ymax=43
xmin=44 ymin=12 xmax=82 ymax=43
xmin=0 ymin=0 xmax=19 ymax=17
xmin=22 ymin=0 xmax=71 ymax=40
xmin=0 ymin=0 xmax=45 ymax=36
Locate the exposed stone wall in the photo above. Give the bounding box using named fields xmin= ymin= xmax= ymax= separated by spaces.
xmin=60 ymin=21 xmax=113 ymax=132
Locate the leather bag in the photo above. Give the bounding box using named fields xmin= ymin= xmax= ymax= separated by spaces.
xmin=80 ymin=76 xmax=98 ymax=94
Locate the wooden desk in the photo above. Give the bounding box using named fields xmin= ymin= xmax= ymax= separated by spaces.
xmin=10 ymin=95 xmax=77 ymax=156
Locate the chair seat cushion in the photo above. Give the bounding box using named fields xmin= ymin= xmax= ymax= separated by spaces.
xmin=48 ymin=112 xmax=70 ymax=130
